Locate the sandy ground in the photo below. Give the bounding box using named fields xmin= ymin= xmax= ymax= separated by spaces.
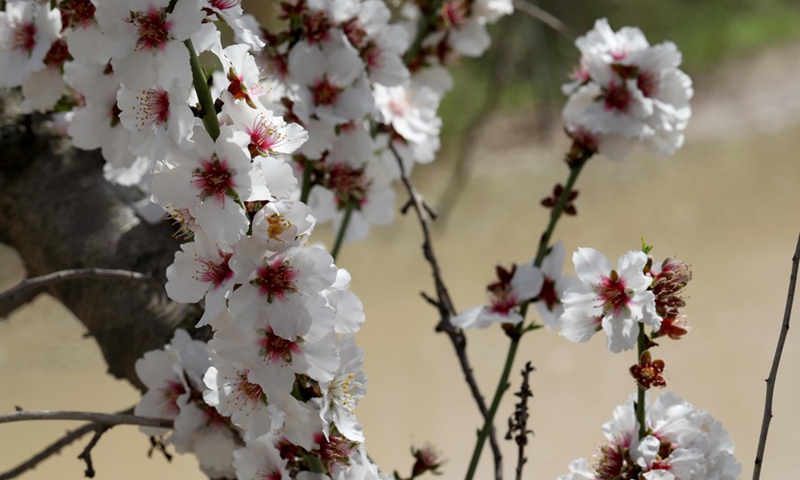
xmin=4 ymin=41 xmax=800 ymax=479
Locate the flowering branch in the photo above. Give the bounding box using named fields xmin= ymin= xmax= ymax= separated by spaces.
xmin=466 ymin=146 xmax=593 ymax=480
xmin=0 ymin=268 xmax=149 ymax=319
xmin=752 ymin=232 xmax=800 ymax=480
xmin=389 ymin=143 xmax=503 ymax=479
xmin=0 ymin=409 xmax=174 ymax=429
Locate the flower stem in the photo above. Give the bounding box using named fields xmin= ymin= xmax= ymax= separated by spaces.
xmin=331 ymin=200 xmax=356 ymax=261
xmin=184 ymin=39 xmax=220 ymax=141
xmin=300 ymin=161 xmax=315 ymax=204
xmin=636 ymin=325 xmax=647 ymax=439
xmin=464 ymin=149 xmax=592 ymax=480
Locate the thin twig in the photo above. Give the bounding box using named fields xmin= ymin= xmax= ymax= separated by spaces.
xmin=0 ymin=410 xmax=173 ymax=429
xmin=0 ymin=407 xmax=136 ymax=480
xmin=0 ymin=268 xmax=150 ymax=318
xmin=752 ymin=232 xmax=800 ymax=480
xmin=77 ymin=425 xmax=111 ymax=478
xmin=389 ymin=143 xmax=503 ymax=480
xmin=512 ymin=0 xmax=576 ymax=41
xmin=506 ymin=362 xmax=535 ymax=480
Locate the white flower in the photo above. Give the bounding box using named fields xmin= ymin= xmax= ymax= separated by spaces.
xmin=320 ymin=334 xmax=366 ymax=442
xmin=559 ymin=248 xmax=659 ymax=352
xmin=0 ymin=1 xmax=61 ymax=88
xmin=452 ymin=262 xmax=543 ymax=329
xmin=562 ymin=18 xmax=693 ymax=161
xmin=233 ymin=434 xmax=291 ymax=480
xmin=561 ymin=391 xmax=742 ymax=480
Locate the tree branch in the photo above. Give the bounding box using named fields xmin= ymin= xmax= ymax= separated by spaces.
xmin=0 ymin=407 xmax=138 ymax=480
xmin=389 ymin=143 xmax=503 ymax=480
xmin=0 ymin=410 xmax=173 ymax=429
xmin=512 ymin=0 xmax=576 ymax=41
xmin=752 ymin=232 xmax=800 ymax=480
xmin=0 ymin=268 xmax=150 ymax=319
xmin=506 ymin=362 xmax=535 ymax=480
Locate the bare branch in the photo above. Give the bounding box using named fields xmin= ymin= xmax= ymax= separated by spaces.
xmin=506 ymin=362 xmax=535 ymax=480
xmin=0 ymin=410 xmax=173 ymax=429
xmin=752 ymin=232 xmax=800 ymax=479
xmin=77 ymin=425 xmax=110 ymax=478
xmin=0 ymin=422 xmax=97 ymax=480
xmin=0 ymin=268 xmax=150 ymax=318
xmin=389 ymin=143 xmax=503 ymax=480
xmin=512 ymin=0 xmax=576 ymax=41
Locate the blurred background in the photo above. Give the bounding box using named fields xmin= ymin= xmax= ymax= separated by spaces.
xmin=4 ymin=0 xmax=800 ymax=478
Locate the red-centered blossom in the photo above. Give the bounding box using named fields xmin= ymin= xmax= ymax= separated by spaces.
xmin=315 ymin=432 xmax=356 ymax=472
xmin=211 ymin=0 xmax=240 ymax=11
xmin=257 ymin=328 xmax=300 ymax=365
xmin=192 ymin=155 xmax=236 ymax=202
xmin=234 ymin=370 xmax=265 ymax=405
xmin=12 ymin=22 xmax=36 ymax=53
xmin=650 ymin=257 xmax=691 ymax=319
xmin=654 ymin=315 xmax=690 ymax=340
xmin=133 ymin=88 xmax=171 ymax=127
xmin=630 ymin=350 xmax=666 ymax=390
xmin=160 ymin=380 xmax=188 ymax=414
xmin=197 ymin=250 xmax=234 ymax=288
xmin=131 ymin=7 xmax=173 ymax=51
xmin=327 ymin=163 xmax=368 ymax=207
xmin=60 ymin=0 xmax=96 ymax=29
xmin=597 ymin=270 xmax=630 ymax=315
xmin=595 ymin=443 xmax=633 ymax=480
xmin=312 ymin=77 xmax=341 ymax=106
xmin=604 ymin=81 xmax=632 ymax=112
xmin=637 ymin=71 xmax=657 ymax=98
xmin=441 ymin=0 xmax=469 ymax=27
xmin=538 ymin=277 xmax=559 ymax=311
xmin=252 ymin=260 xmax=299 ymax=302
xmin=43 ymin=39 xmax=70 ymax=69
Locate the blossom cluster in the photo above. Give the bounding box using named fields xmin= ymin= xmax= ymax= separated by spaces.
xmin=0 ymin=0 xmax=515 ymax=477
xmin=558 ymin=248 xmax=691 ymax=353
xmin=562 ymin=18 xmax=694 ymax=161
xmin=558 ymin=392 xmax=741 ymax=480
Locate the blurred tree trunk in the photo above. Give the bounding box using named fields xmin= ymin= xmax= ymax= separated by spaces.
xmin=0 ymin=96 xmax=204 ymax=391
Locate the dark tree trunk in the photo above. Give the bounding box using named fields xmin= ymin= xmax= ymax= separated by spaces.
xmin=0 ymin=97 xmax=204 ymax=391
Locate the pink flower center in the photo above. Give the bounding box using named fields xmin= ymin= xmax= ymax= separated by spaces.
xmin=538 ymin=277 xmax=559 ymax=311
xmin=13 ymin=22 xmax=37 ymax=54
xmin=252 ymin=260 xmax=299 ymax=302
xmin=441 ymin=0 xmax=469 ymax=27
xmin=234 ymin=370 xmax=265 ymax=405
xmin=134 ymin=88 xmax=171 ymax=128
xmin=61 ymin=0 xmax=96 ymax=29
xmin=197 ymin=250 xmax=234 ymax=288
xmin=159 ymin=380 xmax=186 ymax=414
xmin=131 ymin=7 xmax=173 ymax=51
xmin=637 ymin=71 xmax=658 ymax=98
xmin=191 ymin=154 xmax=236 ymax=202
xmin=211 ymin=0 xmax=240 ymax=11
xmin=604 ymin=81 xmax=632 ymax=112
xmin=490 ymin=293 xmax=516 ymax=316
xmin=43 ymin=39 xmax=70 ymax=69
xmin=388 ymin=97 xmax=407 ymax=118
xmin=328 ymin=163 xmax=368 ymax=207
xmin=312 ymin=77 xmax=341 ymax=106
xmin=597 ymin=271 xmax=630 ymax=315
xmin=248 ymin=115 xmax=286 ymax=157
xmin=258 ymin=328 xmax=300 ymax=365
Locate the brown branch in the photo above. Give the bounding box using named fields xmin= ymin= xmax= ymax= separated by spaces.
xmin=512 ymin=0 xmax=576 ymax=41
xmin=752 ymin=232 xmax=800 ymax=480
xmin=77 ymin=425 xmax=110 ymax=478
xmin=0 ymin=410 xmax=174 ymax=429
xmin=505 ymin=362 xmax=535 ymax=480
xmin=389 ymin=143 xmax=503 ymax=480
xmin=0 ymin=407 xmax=139 ymax=480
xmin=0 ymin=268 xmax=150 ymax=319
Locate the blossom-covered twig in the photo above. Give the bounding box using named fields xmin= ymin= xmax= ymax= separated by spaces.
xmin=753 ymin=232 xmax=800 ymax=480
xmin=389 ymin=142 xmax=503 ymax=479
xmin=466 ymin=146 xmax=592 ymax=480
xmin=506 ymin=361 xmax=535 ymax=480
xmin=0 ymin=409 xmax=173 ymax=429
xmin=0 ymin=268 xmax=149 ymax=319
